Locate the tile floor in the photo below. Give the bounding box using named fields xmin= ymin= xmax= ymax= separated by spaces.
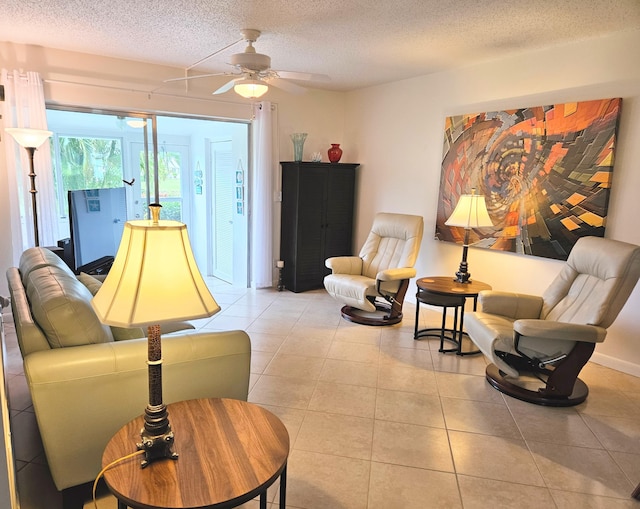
xmin=3 ymin=280 xmax=640 ymax=508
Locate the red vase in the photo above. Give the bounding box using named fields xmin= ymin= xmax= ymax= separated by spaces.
xmin=328 ymin=143 xmax=343 ymax=163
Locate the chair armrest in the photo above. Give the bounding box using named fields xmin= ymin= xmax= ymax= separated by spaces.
xmin=514 ymin=319 xmax=607 ymax=343
xmin=325 ymin=256 xmax=363 ymax=274
xmin=23 ymin=329 xmax=250 ymax=490
xmin=479 ymin=291 xmax=543 ymax=319
xmin=376 ymin=267 xmax=417 ymax=281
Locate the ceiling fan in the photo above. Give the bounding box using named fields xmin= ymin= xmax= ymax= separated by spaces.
xmin=164 ymin=29 xmax=330 ymax=99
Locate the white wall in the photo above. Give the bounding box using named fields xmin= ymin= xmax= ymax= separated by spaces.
xmin=345 ymin=29 xmax=640 ymax=375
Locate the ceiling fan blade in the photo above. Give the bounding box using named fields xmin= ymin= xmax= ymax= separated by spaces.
xmin=274 ymin=70 xmax=331 ymax=82
xmin=213 ymin=78 xmax=240 ymax=95
xmin=268 ymin=78 xmax=307 ymax=95
xmin=164 ymin=73 xmax=226 ymax=83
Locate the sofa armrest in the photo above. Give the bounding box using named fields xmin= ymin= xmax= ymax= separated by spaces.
xmin=478 ymin=290 xmax=543 ymax=319
xmin=514 ymin=319 xmax=607 ymax=343
xmin=23 ymin=329 xmax=251 ymax=490
xmin=325 ymin=256 xmax=363 ymax=274
xmin=376 ymin=267 xmax=416 ymax=281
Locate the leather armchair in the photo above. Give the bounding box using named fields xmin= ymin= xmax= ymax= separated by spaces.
xmin=324 ymin=212 xmax=424 ymax=325
xmin=466 ymin=236 xmax=640 ymax=406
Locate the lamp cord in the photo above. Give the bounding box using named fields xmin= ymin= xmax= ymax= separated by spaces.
xmin=92 ymin=450 xmax=145 ymax=508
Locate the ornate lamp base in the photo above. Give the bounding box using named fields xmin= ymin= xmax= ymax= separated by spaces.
xmin=137 ymin=404 xmax=178 ymax=467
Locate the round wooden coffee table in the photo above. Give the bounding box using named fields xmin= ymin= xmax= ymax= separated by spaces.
xmin=414 ymin=276 xmax=492 ymax=355
xmin=102 ymin=398 xmax=290 ymax=509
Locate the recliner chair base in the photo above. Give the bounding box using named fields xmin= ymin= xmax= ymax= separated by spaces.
xmin=341 ymin=304 xmax=402 ymax=326
xmin=485 ymin=363 xmax=589 ymax=407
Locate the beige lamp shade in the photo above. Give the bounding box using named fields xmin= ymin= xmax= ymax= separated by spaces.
xmin=445 ymin=191 xmax=493 ymax=228
xmin=234 ymin=78 xmax=269 ymax=99
xmin=92 ymin=218 xmax=220 ymax=327
xmin=5 ymin=128 xmax=53 ymax=148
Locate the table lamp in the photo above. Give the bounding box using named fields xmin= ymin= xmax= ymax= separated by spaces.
xmin=5 ymin=127 xmax=53 ymax=247
xmin=445 ymin=189 xmax=493 ymax=283
xmin=92 ymin=203 xmax=220 ymax=467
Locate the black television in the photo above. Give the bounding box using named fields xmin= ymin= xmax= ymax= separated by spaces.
xmin=68 ymin=187 xmax=127 ymax=274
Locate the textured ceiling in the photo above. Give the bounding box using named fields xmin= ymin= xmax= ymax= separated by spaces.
xmin=2 ymin=0 xmax=640 ymax=92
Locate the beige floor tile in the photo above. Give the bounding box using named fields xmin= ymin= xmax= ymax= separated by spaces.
xmin=610 ymin=450 xmax=640 ymax=485
xmin=294 ymin=410 xmax=374 ymax=459
xmin=278 ymin=335 xmax=332 ymax=358
xmin=289 ymin=323 xmax=337 ymax=341
xmin=442 ymin=397 xmax=521 ymax=438
xmin=580 ymin=362 xmax=640 ymax=393
xmin=550 ymin=489 xmax=640 ymax=508
xmin=308 ymin=381 xmax=376 ymax=418
xmin=10 ymin=411 xmax=44 ymax=463
xmin=250 ymin=350 xmax=274 ymax=374
xmin=375 ymin=388 xmax=445 ymax=428
xmin=575 ymin=386 xmax=640 ymax=419
xmin=258 ymin=404 xmax=306 ymax=446
xmin=246 ymin=332 xmax=287 ymax=353
xmin=319 ymin=358 xmax=378 ymax=387
xmin=286 ymin=449 xmax=370 ymax=509
xmin=380 ymin=327 xmax=432 ymax=350
xmin=379 ymin=346 xmax=433 ymax=370
xmin=510 ymin=405 xmax=602 ymax=448
xmin=458 ymin=475 xmax=555 ymax=509
xmin=203 ymin=314 xmax=255 ymax=331
xmin=327 ymin=340 xmax=380 ymax=364
xmin=248 ymin=375 xmax=317 ymax=409
xmin=246 ymin=317 xmax=297 ymax=335
xmin=528 ymin=440 xmax=634 ymax=497
xmin=581 ymin=413 xmax=640 ymax=454
xmin=377 ymin=363 xmax=439 ymax=395
xmin=431 ymin=351 xmax=488 ymax=375
xmin=334 ymin=325 xmax=381 ymax=345
xmin=368 ymin=462 xmax=462 ymax=509
xmin=372 ymin=420 xmax=454 ymax=472
xmin=264 ymin=353 xmax=325 ymax=380
xmin=435 ymin=371 xmax=504 ymax=403
xmin=449 ymin=431 xmax=545 ymax=486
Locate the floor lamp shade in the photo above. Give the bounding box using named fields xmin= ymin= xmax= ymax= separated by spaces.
xmin=445 ymin=190 xmax=493 ymax=283
xmin=5 ymin=127 xmax=53 ymax=247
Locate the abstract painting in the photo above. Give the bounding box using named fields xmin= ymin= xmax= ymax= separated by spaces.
xmin=435 ymin=98 xmax=622 ymax=260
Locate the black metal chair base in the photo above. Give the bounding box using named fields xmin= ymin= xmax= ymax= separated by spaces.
xmin=341 ymin=305 xmax=402 ymax=326
xmin=485 ymin=363 xmax=589 ymax=407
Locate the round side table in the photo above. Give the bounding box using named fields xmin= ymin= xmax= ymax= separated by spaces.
xmin=414 ymin=276 xmax=492 ymax=355
xmin=102 ymin=398 xmax=290 ymax=509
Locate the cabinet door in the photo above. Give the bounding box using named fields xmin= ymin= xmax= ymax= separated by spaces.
xmin=294 ymin=167 xmax=327 ymax=290
xmin=324 ymin=167 xmax=355 ymax=259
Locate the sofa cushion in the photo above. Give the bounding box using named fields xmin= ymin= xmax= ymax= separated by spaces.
xmin=26 ymin=266 xmax=114 ymax=348
xmin=19 ymin=247 xmax=75 ymax=286
xmin=76 ymin=273 xmax=145 ymax=341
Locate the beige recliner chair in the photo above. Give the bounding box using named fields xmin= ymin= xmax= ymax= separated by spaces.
xmin=466 ymin=236 xmax=640 ymax=406
xmin=324 ymin=212 xmax=424 ymax=325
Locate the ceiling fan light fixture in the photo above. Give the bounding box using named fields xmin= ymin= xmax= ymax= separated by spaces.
xmin=234 ymin=78 xmax=268 ymax=99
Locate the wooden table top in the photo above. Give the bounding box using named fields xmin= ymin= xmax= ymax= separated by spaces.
xmin=102 ymin=398 xmax=290 ymax=509
xmin=416 ymin=276 xmax=492 ymax=297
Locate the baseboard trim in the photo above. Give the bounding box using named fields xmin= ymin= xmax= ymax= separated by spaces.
xmin=590 ymin=352 xmax=640 ymax=378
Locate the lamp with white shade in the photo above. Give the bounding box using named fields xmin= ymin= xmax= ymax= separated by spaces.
xmin=445 ymin=189 xmax=493 ymax=284
xmin=91 ymin=203 xmax=220 ymax=467
xmin=5 ymin=127 xmax=53 ymax=247
xmin=234 ymin=78 xmax=269 ymax=99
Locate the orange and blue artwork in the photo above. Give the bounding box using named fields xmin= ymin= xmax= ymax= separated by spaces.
xmin=435 ymin=98 xmax=622 ymax=260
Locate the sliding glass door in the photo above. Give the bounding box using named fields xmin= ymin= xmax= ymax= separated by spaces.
xmin=46 ymin=107 xmax=249 ymax=285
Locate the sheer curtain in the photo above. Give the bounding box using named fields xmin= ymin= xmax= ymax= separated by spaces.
xmin=251 ymin=101 xmax=275 ymax=288
xmin=1 ymin=69 xmax=59 ymax=262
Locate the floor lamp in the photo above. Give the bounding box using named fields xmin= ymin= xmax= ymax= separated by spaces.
xmin=5 ymin=128 xmax=53 ymax=247
xmin=445 ymin=189 xmax=493 ymax=283
xmin=91 ymin=204 xmax=221 ymax=467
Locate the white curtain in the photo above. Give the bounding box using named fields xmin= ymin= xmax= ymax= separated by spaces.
xmin=1 ymin=69 xmax=59 ymax=261
xmin=251 ymin=101 xmax=274 ymax=288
